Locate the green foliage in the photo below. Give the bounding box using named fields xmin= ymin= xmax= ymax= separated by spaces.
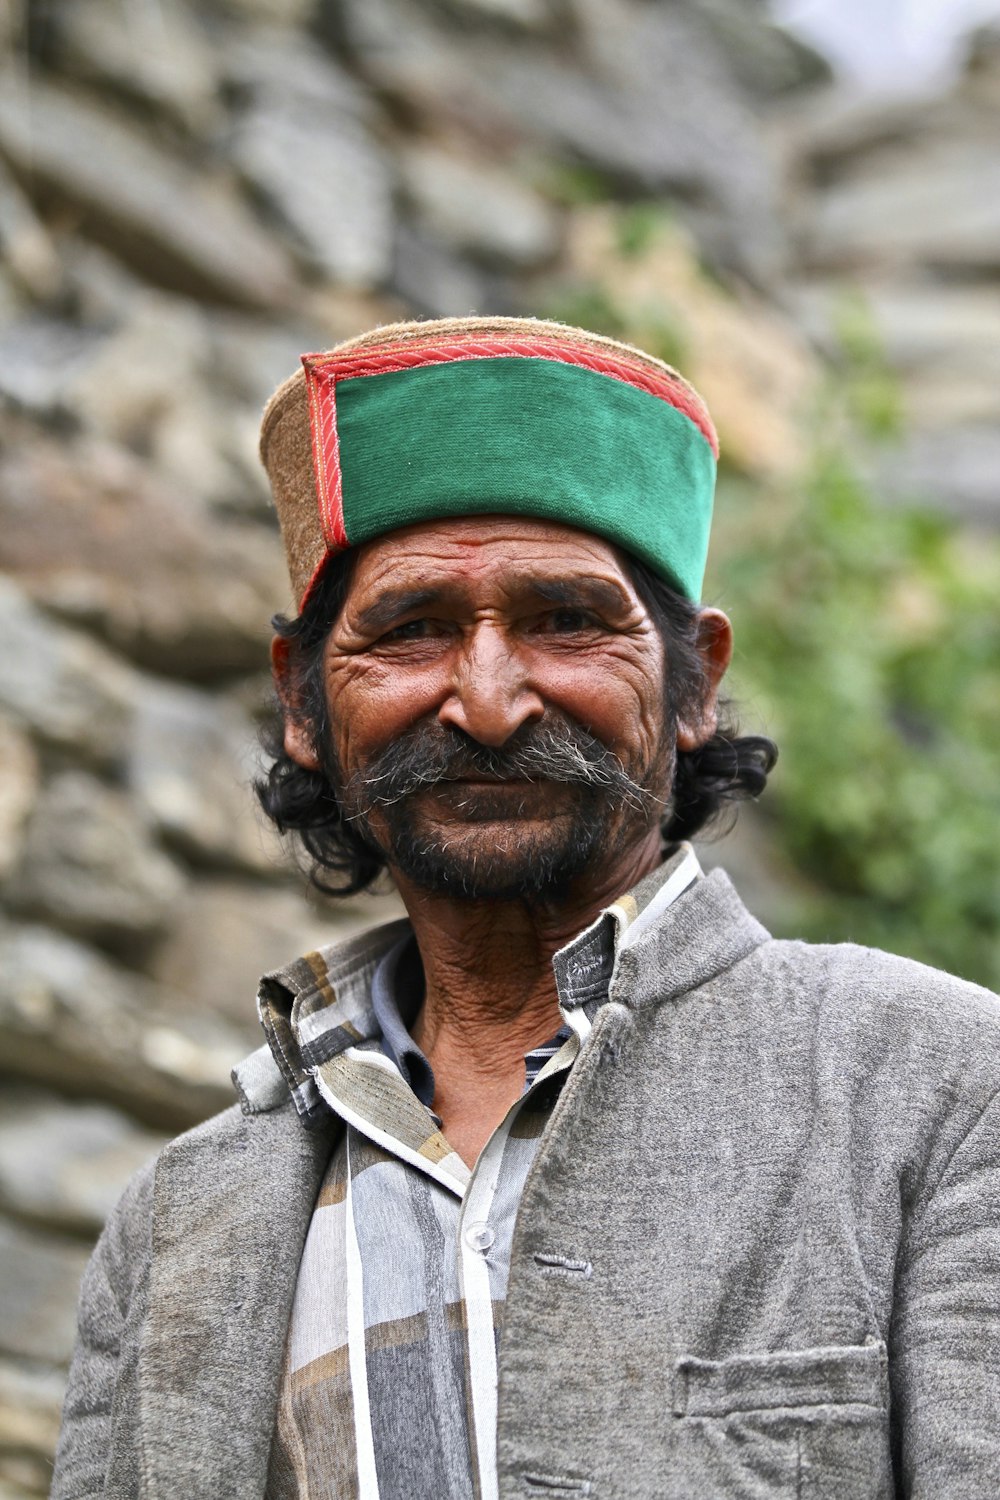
xmin=540 ymin=162 xmax=619 ymax=206
xmin=542 ymin=245 xmax=689 ymax=373
xmin=543 ymin=284 xmax=626 ymax=340
xmin=615 ymin=202 xmax=672 ymax=260
xmin=830 ymin=291 xmax=904 ymax=441
xmin=546 ymin=278 xmax=689 ymax=371
xmin=543 ymin=279 xmax=690 ymax=369
xmin=722 ymin=436 xmax=1000 ymax=990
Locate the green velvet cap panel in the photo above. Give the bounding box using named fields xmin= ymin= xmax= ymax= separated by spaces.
xmin=336 ymin=356 xmax=716 ymax=600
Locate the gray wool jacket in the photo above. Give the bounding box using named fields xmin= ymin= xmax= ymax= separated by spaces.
xmin=51 ymin=870 xmax=1000 ymax=1499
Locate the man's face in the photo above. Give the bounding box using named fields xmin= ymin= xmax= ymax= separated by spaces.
xmin=284 ymin=517 xmax=719 ymax=900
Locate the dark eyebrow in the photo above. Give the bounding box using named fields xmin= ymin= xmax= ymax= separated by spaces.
xmin=351 ymin=576 xmax=633 ymax=635
xmin=530 ymin=578 xmax=633 ymax=615
xmin=352 ymin=587 xmax=442 ymax=635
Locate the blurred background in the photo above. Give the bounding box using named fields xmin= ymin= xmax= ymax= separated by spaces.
xmin=1 ymin=0 xmax=999 ymax=1490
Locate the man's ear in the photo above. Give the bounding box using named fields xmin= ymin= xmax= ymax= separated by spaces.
xmin=270 ymin=635 xmax=322 ymax=772
xmin=675 ymin=608 xmax=733 ymax=753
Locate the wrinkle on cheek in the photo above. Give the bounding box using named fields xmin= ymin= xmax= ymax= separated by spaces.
xmin=324 ymin=649 xmax=370 ymax=705
xmin=606 ymin=640 xmax=665 ymax=768
xmin=322 ymin=648 xmax=383 ymax=775
xmin=538 ymin=642 xmax=663 ymax=773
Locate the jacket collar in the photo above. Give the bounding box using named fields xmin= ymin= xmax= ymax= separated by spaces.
xmin=609 ymin=865 xmax=770 ymax=1012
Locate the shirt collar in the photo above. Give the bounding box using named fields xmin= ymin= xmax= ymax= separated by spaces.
xmin=249 ymin=844 xmax=702 ymax=1125
xmin=551 ymin=842 xmax=703 ymax=1016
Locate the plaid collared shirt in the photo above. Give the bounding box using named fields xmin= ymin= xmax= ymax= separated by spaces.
xmin=261 ymin=847 xmax=702 ymax=1500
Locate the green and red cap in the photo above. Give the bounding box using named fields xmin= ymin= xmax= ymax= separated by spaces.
xmin=259 ymin=315 xmax=719 ymax=608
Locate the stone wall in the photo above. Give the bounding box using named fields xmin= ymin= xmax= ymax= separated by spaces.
xmin=0 ymin=2 xmax=997 ymax=1492
xmin=778 ymin=26 xmax=1000 ymax=526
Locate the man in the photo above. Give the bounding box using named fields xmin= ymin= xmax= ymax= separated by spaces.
xmin=53 ymin=317 xmax=1000 ymax=1499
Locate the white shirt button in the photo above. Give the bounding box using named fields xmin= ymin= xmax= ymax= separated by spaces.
xmin=465 ymin=1222 xmax=494 ymax=1253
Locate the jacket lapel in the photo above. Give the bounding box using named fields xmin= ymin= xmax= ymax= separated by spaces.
xmin=136 ymin=1101 xmax=338 ymax=1500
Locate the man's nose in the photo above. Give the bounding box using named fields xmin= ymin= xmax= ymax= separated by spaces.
xmin=437 ymin=626 xmax=544 ymax=746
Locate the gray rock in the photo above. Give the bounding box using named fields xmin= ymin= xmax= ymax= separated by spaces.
xmin=439 ymin=0 xmax=560 ymax=30
xmin=0 ymin=1218 xmax=89 ymax=1366
xmin=400 ymin=145 xmax=560 ymax=268
xmin=799 ymin=140 xmax=1000 ymax=273
xmin=49 ymin=0 xmax=222 ymax=136
xmin=786 ymin=280 xmax=1000 ymax=434
xmin=150 ymin=877 xmax=405 ymax=1026
xmin=0 ymin=1357 xmax=65 ymax=1495
xmin=776 ymin=86 xmax=936 ymax=177
xmin=223 ymin=26 xmax=374 ymax=116
xmin=872 ymin=288 xmax=1000 ymax=379
xmin=337 ymin=0 xmax=472 ymax=101
xmin=0 ymin=577 xmax=134 ymax=770
xmin=59 ymin=291 xmax=254 ymax=510
xmin=0 ymin=265 xmax=20 ymax=329
xmin=0 ymin=434 xmax=287 ymax=681
xmin=0 ymin=1086 xmax=166 ymax=1237
xmin=68 ymin=290 xmax=211 ymax=432
xmin=0 ymin=74 xmax=293 ymax=307
xmin=0 ymin=921 xmax=252 ymax=1129
xmin=10 ymin=773 xmax=186 ymax=951
xmin=964 ymin=24 xmax=1000 ymax=107
xmin=695 ymin=0 xmax=831 ymax=98
xmin=867 ymin=426 xmax=1000 ymax=528
xmin=214 ymin=0 xmax=315 ymax=20
xmin=788 ymin=280 xmax=1000 ymax=377
xmin=542 ymin=0 xmax=777 ymax=215
xmin=232 ymin=87 xmax=394 ymax=288
xmin=128 ymin=678 xmax=285 ymax=876
xmin=392 ymin=223 xmax=495 ymax=318
xmin=905 ymin=371 xmax=1000 ymax=434
xmin=0 ymin=719 xmax=38 ymax=886
xmin=60 ymin=234 xmax=157 ymax=327
xmin=204 ymin=311 xmax=328 ymax=409
xmin=0 ymin=160 xmax=62 ymax=303
xmin=0 ymin=317 xmax=107 ymax=420
xmin=342 ymin=0 xmax=783 ymax=279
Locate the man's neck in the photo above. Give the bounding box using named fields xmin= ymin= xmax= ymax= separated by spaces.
xmin=393 ymin=830 xmax=663 ymax=1164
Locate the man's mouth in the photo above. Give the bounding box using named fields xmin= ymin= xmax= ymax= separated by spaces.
xmin=419 ymin=777 xmax=567 ymax=817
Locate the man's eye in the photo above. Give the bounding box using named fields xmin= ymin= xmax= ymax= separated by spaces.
xmin=381 ymin=618 xmax=439 ymax=642
xmin=541 ymin=608 xmax=595 ymax=634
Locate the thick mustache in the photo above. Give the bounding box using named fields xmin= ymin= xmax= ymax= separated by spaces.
xmin=339 ymin=717 xmax=661 ymax=820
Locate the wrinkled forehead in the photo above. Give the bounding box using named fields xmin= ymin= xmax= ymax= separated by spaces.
xmin=349 ymin=512 xmax=635 ymax=577
xmin=338 ymin=514 xmax=645 ymax=619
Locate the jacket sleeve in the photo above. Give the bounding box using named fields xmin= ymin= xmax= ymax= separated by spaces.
xmin=890 ymin=1086 xmax=1000 ymax=1497
xmin=50 ymin=1157 xmax=156 ymax=1500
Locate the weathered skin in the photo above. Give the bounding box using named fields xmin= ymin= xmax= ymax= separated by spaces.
xmin=277 ymin=516 xmax=731 ymax=1164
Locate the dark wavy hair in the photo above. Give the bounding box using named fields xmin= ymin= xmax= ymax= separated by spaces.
xmin=256 ymin=551 xmax=777 ymax=895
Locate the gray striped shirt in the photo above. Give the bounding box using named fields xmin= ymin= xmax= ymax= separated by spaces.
xmin=263 ymin=847 xmax=702 ymax=1499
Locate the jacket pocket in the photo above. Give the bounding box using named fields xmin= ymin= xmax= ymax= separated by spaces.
xmin=672 ymin=1343 xmax=891 ymax=1500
